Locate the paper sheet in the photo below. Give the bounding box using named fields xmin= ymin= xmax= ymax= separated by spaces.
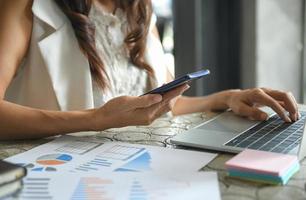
xmin=5 ymin=136 xmax=220 ymax=200
xmin=10 ymin=172 xmax=221 ymax=200
xmin=5 ymin=135 xmax=217 ymax=175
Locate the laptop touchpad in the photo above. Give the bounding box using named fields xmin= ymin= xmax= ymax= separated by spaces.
xmin=198 ymin=112 xmax=259 ymax=134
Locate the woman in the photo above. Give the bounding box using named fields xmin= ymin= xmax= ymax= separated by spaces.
xmin=0 ymin=0 xmax=299 ymax=140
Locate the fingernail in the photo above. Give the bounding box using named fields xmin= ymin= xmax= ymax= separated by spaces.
xmin=285 ymin=115 xmax=292 ymax=123
xmin=153 ymin=95 xmax=162 ymax=102
xmin=290 ymin=113 xmax=296 ymax=122
xmin=293 ymin=113 xmax=298 ymax=122
xmin=298 ymin=112 xmax=301 ymax=120
xmin=282 ymin=111 xmax=291 ymax=123
xmin=261 ymin=113 xmax=268 ymax=121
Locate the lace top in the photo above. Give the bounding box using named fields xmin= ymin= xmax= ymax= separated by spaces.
xmin=89 ymin=5 xmax=150 ymax=107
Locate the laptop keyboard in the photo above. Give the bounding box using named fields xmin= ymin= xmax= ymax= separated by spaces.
xmin=225 ymin=111 xmax=306 ymax=153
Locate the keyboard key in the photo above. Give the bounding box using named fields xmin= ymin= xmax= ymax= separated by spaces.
xmin=271 ymin=137 xmax=285 ymax=143
xmin=277 ymin=134 xmax=290 ymax=140
xmin=265 ymin=141 xmax=280 ymax=147
xmin=278 ymin=143 xmax=292 ymax=150
xmin=271 ymin=147 xmax=285 ymax=153
xmin=237 ymin=141 xmax=252 ymax=148
xmin=285 ymin=137 xmax=298 ymax=143
xmin=248 ymin=143 xmax=265 ymax=150
xmin=259 ymin=145 xmax=274 ymax=151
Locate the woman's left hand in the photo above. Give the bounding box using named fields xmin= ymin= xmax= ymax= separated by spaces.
xmin=227 ymin=88 xmax=299 ymax=122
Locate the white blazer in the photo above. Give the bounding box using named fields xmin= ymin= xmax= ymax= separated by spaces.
xmin=5 ymin=0 xmax=168 ymax=111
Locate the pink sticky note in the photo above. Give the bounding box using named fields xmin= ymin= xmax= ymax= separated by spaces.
xmin=225 ymin=149 xmax=298 ymax=176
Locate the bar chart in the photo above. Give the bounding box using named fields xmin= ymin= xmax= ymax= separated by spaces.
xmin=13 ymin=177 xmax=53 ymax=200
xmin=55 ymin=140 xmax=103 ymax=155
xmin=97 ymin=145 xmax=145 ymax=161
xmin=74 ymin=145 xmax=148 ymax=172
xmin=71 ymin=177 xmax=114 ymax=200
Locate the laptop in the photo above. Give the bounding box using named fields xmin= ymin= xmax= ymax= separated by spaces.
xmin=171 ymin=107 xmax=306 ymax=161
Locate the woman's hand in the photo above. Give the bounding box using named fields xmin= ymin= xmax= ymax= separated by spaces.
xmin=90 ymin=84 xmax=190 ymax=130
xmin=227 ymin=88 xmax=299 ymax=122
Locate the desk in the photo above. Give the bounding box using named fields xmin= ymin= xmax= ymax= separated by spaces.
xmin=1 ymin=112 xmax=305 ymax=200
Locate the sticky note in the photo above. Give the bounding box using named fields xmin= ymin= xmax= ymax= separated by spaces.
xmin=225 ymin=149 xmax=300 ymax=185
xmin=225 ymin=149 xmax=298 ymax=176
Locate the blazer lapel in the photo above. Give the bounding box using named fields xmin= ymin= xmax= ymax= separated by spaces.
xmin=32 ymin=0 xmax=94 ymax=111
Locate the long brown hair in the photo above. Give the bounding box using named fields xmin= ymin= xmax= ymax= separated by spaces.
xmin=55 ymin=0 xmax=154 ymax=89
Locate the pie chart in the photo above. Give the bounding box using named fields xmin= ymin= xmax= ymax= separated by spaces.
xmin=36 ymin=154 xmax=72 ymax=166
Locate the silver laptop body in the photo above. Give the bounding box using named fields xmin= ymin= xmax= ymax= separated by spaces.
xmin=171 ymin=107 xmax=306 ymax=161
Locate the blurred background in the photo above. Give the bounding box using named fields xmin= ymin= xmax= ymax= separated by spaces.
xmin=152 ymin=0 xmax=306 ymax=103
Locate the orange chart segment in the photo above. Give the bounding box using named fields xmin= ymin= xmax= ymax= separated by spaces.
xmin=37 ymin=160 xmax=66 ymax=165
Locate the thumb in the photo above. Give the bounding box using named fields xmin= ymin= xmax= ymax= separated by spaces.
xmin=132 ymin=94 xmax=163 ymax=108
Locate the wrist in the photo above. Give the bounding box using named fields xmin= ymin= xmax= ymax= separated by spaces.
xmin=223 ymin=89 xmax=241 ymax=108
xmin=208 ymin=89 xmax=241 ymax=111
xmin=84 ymin=109 xmax=102 ymax=132
xmin=86 ymin=107 xmax=113 ymax=132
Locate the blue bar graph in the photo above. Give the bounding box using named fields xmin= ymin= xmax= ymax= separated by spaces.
xmin=74 ymin=145 xmax=147 ymax=172
xmin=71 ymin=177 xmax=113 ymax=200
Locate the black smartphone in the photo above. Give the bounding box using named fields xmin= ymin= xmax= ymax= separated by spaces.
xmin=142 ymin=69 xmax=210 ymax=95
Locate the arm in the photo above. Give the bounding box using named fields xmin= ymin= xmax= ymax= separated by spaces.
xmin=0 ymin=1 xmax=189 ymax=140
xmin=172 ymin=90 xmax=238 ymax=115
xmin=0 ymin=0 xmax=102 ymax=139
xmin=172 ymin=88 xmax=299 ymax=123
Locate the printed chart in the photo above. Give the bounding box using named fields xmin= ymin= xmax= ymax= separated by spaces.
xmin=55 ymin=140 xmax=103 ymax=155
xmin=98 ymin=145 xmax=145 ymax=161
xmin=71 ymin=177 xmax=114 ymax=200
xmin=115 ymin=152 xmax=151 ymax=172
xmin=6 ymin=135 xmax=217 ymax=176
xmin=12 ymin=177 xmax=53 ymax=200
xmin=36 ymin=154 xmax=72 ymax=165
xmin=74 ymin=157 xmax=113 ymax=172
xmin=74 ymin=145 xmax=149 ymax=172
xmin=129 ymin=180 xmax=148 ymax=200
xmin=17 ymin=154 xmax=73 ymax=172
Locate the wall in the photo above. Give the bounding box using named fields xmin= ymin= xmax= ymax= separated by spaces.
xmin=256 ymin=0 xmax=304 ymax=101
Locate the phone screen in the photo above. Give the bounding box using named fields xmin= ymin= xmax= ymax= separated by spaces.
xmin=142 ymin=69 xmax=210 ymax=95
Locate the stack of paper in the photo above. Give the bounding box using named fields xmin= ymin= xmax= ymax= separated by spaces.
xmin=0 ymin=160 xmax=26 ymax=199
xmin=4 ymin=135 xmax=221 ymax=200
xmin=9 ymin=172 xmax=220 ymax=200
xmin=225 ymin=149 xmax=300 ymax=185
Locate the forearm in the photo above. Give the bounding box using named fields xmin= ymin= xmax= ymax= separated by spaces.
xmin=0 ymin=100 xmax=98 ymax=140
xmin=172 ymin=89 xmax=240 ymax=116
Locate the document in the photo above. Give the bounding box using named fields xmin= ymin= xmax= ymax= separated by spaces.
xmin=6 ymin=135 xmax=217 ymax=175
xmin=10 ymin=172 xmax=221 ymax=200
xmin=5 ymin=136 xmax=221 ymax=200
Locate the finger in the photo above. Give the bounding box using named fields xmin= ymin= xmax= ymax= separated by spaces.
xmin=277 ymin=101 xmax=285 ymax=108
xmin=252 ymin=90 xmax=292 ymax=122
xmin=162 ymin=84 xmax=190 ymax=101
xmin=262 ymin=88 xmax=298 ymax=114
xmin=132 ymin=94 xmax=163 ymax=108
xmin=134 ymin=100 xmax=172 ymax=125
xmin=287 ymin=93 xmax=299 ymax=120
xmin=137 ymin=84 xmax=189 ymax=119
xmin=262 ymin=89 xmax=298 ymax=121
xmin=145 ymin=97 xmax=172 ymax=115
xmin=153 ymin=103 xmax=172 ymax=119
xmin=276 ymin=101 xmax=299 ymax=121
xmin=233 ymin=102 xmax=268 ymax=121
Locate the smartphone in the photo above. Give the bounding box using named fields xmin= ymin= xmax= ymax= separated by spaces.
xmin=142 ymin=69 xmax=210 ymax=95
